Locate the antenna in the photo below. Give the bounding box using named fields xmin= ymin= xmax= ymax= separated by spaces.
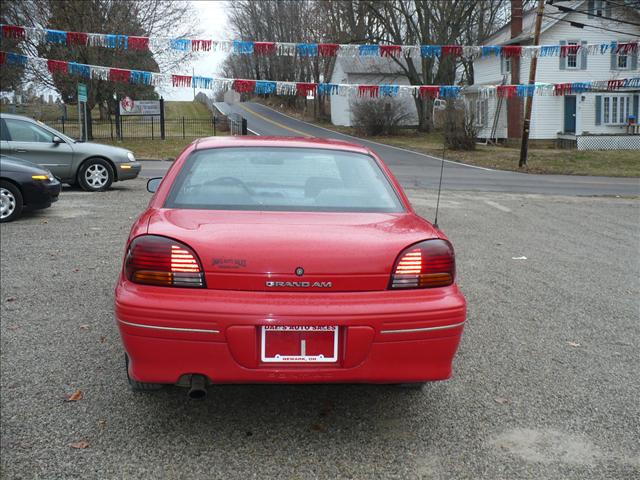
xmin=433 ymin=143 xmax=445 ymax=229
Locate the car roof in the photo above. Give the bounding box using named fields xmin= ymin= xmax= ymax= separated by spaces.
xmin=0 ymin=113 xmax=37 ymax=122
xmin=192 ymin=136 xmax=371 ymax=155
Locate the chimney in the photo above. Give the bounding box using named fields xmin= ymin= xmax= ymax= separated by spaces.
xmin=508 ymin=0 xmax=524 ymax=141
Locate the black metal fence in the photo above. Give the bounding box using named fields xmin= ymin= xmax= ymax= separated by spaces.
xmin=48 ymin=116 xmax=233 ymax=140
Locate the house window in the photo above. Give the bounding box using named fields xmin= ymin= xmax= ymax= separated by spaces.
xmin=475 ymin=99 xmax=488 ymax=127
xmin=567 ymin=41 xmax=578 ymax=69
xmin=617 ymin=50 xmax=629 ymax=69
xmin=602 ymin=95 xmax=632 ymax=125
xmin=594 ymin=0 xmax=605 ymax=17
xmin=501 ymin=56 xmax=511 ymax=74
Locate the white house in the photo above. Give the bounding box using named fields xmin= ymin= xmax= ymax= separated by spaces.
xmin=469 ymin=0 xmax=639 ymax=149
xmin=329 ymin=57 xmax=419 ymax=126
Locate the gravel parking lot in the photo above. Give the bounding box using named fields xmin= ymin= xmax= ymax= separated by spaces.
xmin=1 ymin=178 xmax=638 ymax=479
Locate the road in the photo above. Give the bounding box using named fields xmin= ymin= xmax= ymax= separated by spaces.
xmin=1 ymin=181 xmax=638 ymax=479
xmin=184 ymin=101 xmax=638 ymax=197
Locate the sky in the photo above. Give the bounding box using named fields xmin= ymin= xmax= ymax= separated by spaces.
xmin=157 ymin=0 xmax=231 ymax=101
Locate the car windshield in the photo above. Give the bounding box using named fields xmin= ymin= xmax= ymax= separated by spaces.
xmin=164 ymin=147 xmax=404 ymax=212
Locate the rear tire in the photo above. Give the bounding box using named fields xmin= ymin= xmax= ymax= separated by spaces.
xmin=0 ymin=181 xmax=23 ymax=223
xmin=125 ymin=354 xmax=163 ymax=391
xmin=78 ymin=158 xmax=114 ymax=192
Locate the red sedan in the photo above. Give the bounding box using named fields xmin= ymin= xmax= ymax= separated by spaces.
xmin=115 ymin=137 xmax=466 ymax=398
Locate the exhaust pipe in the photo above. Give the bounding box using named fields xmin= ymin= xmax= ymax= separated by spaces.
xmin=188 ymin=374 xmax=207 ymax=400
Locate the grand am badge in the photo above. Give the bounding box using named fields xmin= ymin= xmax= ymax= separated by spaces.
xmin=266 ymin=281 xmax=332 ymax=288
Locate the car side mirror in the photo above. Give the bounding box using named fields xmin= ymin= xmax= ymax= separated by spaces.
xmin=147 ymin=177 xmax=162 ymax=193
xmin=52 ymin=136 xmax=63 ymax=145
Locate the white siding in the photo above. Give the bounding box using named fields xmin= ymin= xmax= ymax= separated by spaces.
xmin=469 ymin=95 xmax=508 ymax=139
xmin=329 ymin=61 xmax=351 ymax=126
xmin=473 ymin=8 xmax=640 ymax=139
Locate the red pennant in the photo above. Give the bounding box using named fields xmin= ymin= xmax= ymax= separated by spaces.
xmin=296 ymin=82 xmax=317 ymax=97
xmin=559 ymin=44 xmax=579 ymax=58
xmin=502 ymin=45 xmax=522 ymax=58
xmin=441 ymin=45 xmax=463 ymax=57
xmin=418 ymin=86 xmax=440 ymax=99
xmin=554 ymin=83 xmax=572 ymax=95
xmin=380 ymin=45 xmax=402 ymax=58
xmin=497 ymin=85 xmax=517 ymax=98
xmin=66 ymin=32 xmax=88 ymax=46
xmin=128 ymin=36 xmax=149 ymax=51
xmin=615 ymin=42 xmax=638 ymax=55
xmin=358 ymin=85 xmax=379 ymax=98
xmin=109 ymin=68 xmax=131 ymax=83
xmin=192 ymin=39 xmax=212 ymax=51
xmin=232 ymin=79 xmax=256 ymax=93
xmin=47 ymin=59 xmax=68 ymax=74
xmin=607 ymin=79 xmax=625 ymax=90
xmin=2 ymin=25 xmax=25 ymax=39
xmin=254 ymin=42 xmax=277 ymax=55
xmin=318 ymin=43 xmax=339 ymax=57
xmin=0 ymin=52 xmax=6 ymax=65
xmin=172 ymin=75 xmax=192 ymax=87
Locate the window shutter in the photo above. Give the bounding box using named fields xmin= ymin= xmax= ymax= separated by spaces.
xmin=559 ymin=40 xmax=567 ymax=70
xmin=595 ymin=95 xmax=602 ymax=125
xmin=634 ymin=94 xmax=639 ymax=118
xmin=500 ymin=56 xmax=505 ymax=74
xmin=604 ymin=0 xmax=611 ymax=17
xmin=631 ymin=50 xmax=638 ymax=71
xmin=587 ymin=0 xmax=594 ymax=18
xmin=580 ymin=40 xmax=588 ymax=70
xmin=483 ymin=99 xmax=488 ymax=126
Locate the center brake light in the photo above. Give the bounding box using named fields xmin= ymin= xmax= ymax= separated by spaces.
xmin=390 ymin=239 xmax=455 ymax=289
xmin=125 ymin=235 xmax=205 ymax=288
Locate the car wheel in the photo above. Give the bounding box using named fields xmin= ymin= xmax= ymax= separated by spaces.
xmin=78 ymin=158 xmax=114 ymax=192
xmin=125 ymin=354 xmax=163 ymax=391
xmin=0 ymin=181 xmax=23 ymax=223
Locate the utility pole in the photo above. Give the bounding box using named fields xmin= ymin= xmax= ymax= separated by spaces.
xmin=519 ymin=0 xmax=545 ymax=167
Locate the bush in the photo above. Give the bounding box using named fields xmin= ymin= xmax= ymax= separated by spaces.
xmin=350 ymin=98 xmax=411 ymax=136
xmin=442 ymin=101 xmax=477 ymax=150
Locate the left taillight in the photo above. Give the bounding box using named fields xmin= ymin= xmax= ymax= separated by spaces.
xmin=389 ymin=239 xmax=456 ymax=289
xmin=125 ymin=235 xmax=205 ymax=288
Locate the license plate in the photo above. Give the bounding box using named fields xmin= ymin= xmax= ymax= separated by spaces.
xmin=261 ymin=326 xmax=338 ymax=363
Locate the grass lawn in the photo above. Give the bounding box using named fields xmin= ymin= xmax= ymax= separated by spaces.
xmin=1 ymin=100 xmax=211 ymax=121
xmin=306 ymin=120 xmax=640 ymax=178
xmin=98 ymin=135 xmax=227 ymax=160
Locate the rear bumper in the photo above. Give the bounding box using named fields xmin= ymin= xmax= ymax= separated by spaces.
xmin=115 ymin=280 xmax=466 ymax=384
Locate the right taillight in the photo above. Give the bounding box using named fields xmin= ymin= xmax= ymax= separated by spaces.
xmin=125 ymin=235 xmax=205 ymax=288
xmin=390 ymin=239 xmax=455 ymax=289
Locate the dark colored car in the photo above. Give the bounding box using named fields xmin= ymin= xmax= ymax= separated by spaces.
xmin=0 ymin=113 xmax=141 ymax=192
xmin=0 ymin=154 xmax=61 ymax=222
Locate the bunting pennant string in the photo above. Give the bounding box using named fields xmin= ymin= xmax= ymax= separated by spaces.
xmin=2 ymin=24 xmax=638 ymax=60
xmin=2 ymin=51 xmax=638 ymax=100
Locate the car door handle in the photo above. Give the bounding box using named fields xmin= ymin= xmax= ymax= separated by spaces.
xmin=14 ymin=149 xmax=28 ymax=153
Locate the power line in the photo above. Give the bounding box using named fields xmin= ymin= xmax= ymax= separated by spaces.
xmin=547 ymin=2 xmax=640 ymax=28
xmin=542 ymin=13 xmax=640 ymax=36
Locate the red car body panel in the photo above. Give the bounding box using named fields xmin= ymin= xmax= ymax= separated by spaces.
xmin=115 ymin=137 xmax=466 ymax=384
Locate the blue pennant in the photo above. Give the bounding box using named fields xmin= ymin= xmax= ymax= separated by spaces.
xmin=380 ymin=85 xmax=399 ymax=96
xmin=359 ymin=45 xmax=380 ymax=56
xmin=46 ymin=29 xmax=67 ymax=44
xmin=481 ymin=46 xmax=501 ymax=57
xmin=516 ymin=85 xmax=536 ymax=97
xmin=421 ymin=45 xmax=442 ymax=58
xmin=170 ymin=38 xmax=191 ymax=51
xmin=317 ymin=83 xmax=339 ymax=96
xmin=297 ymin=43 xmax=318 ymax=57
xmin=7 ymin=53 xmax=28 ymax=65
xmin=130 ymin=70 xmax=152 ymax=85
xmin=104 ymin=34 xmax=128 ymax=49
xmin=440 ymin=86 xmax=460 ymax=98
xmin=255 ymin=81 xmax=277 ymax=94
xmin=571 ymin=82 xmax=590 ymax=93
xmin=233 ymin=40 xmax=254 ymax=54
xmin=68 ymin=62 xmax=91 ymax=78
xmin=539 ymin=45 xmax=560 ymax=56
xmin=192 ymin=76 xmax=214 ymax=89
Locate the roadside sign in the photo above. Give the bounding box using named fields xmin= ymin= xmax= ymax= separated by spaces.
xmin=78 ymin=83 xmax=88 ymax=102
xmin=119 ymin=98 xmax=161 ymax=116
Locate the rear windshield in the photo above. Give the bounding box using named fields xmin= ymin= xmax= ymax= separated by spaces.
xmin=164 ymin=147 xmax=404 ymax=212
